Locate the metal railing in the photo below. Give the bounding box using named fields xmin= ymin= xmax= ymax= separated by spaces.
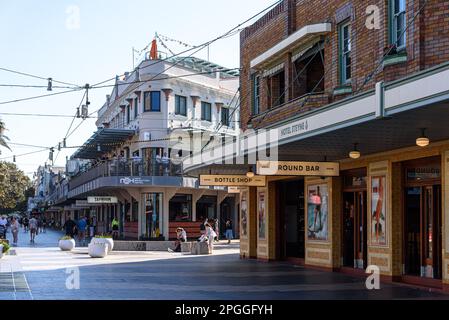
xmin=69 ymin=158 xmax=183 ymax=189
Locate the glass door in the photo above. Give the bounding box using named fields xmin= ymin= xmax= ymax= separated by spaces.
xmin=404 ymin=185 xmax=442 ymax=279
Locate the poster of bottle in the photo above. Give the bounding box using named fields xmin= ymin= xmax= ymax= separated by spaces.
xmin=371 ymin=176 xmax=387 ymax=245
xmin=240 ymin=191 xmax=248 ymax=238
xmin=307 ymin=184 xmax=328 ymax=241
xmin=258 ymin=191 xmax=266 ymax=240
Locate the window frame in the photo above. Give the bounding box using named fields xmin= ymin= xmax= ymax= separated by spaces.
xmin=143 ymin=91 xmax=161 ymax=112
xmin=389 ymin=0 xmax=407 ymax=50
xmin=126 ymin=105 xmax=131 ymax=124
xmin=134 ymin=97 xmax=139 ymax=119
xmin=175 ymin=95 xmax=187 ymax=116
xmin=221 ymin=107 xmax=230 ymax=127
xmin=339 ymin=20 xmax=352 ymax=85
xmin=201 ymin=102 xmax=212 ymax=122
xmin=252 ymin=74 xmax=260 ymax=115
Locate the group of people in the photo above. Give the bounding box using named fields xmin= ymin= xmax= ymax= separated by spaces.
xmin=62 ymin=215 xmax=99 ymax=245
xmin=168 ymin=218 xmax=234 ymax=254
xmin=0 ymin=214 xmax=52 ymax=245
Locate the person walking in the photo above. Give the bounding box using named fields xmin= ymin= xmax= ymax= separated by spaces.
xmin=205 ymin=223 xmax=217 ymax=254
xmin=77 ymin=217 xmax=88 ymax=246
xmin=29 ymin=215 xmax=38 ymax=244
xmin=63 ymin=215 xmax=77 ymax=238
xmin=10 ymin=217 xmax=19 ymax=246
xmin=42 ymin=217 xmax=47 ymax=233
xmin=225 ymin=219 xmax=234 ymax=244
xmin=22 ymin=216 xmax=29 ymax=233
xmin=213 ymin=219 xmax=220 ymax=242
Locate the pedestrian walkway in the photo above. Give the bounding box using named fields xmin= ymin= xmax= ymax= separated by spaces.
xmin=1 ymin=229 xmax=448 ymax=300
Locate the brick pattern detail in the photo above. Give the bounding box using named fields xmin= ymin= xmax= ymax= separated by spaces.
xmin=240 ymin=0 xmax=449 ymax=131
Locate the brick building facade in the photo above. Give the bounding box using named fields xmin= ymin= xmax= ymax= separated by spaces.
xmin=235 ymin=0 xmax=449 ymax=291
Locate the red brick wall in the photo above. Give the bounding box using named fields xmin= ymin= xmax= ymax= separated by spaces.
xmin=240 ymin=0 xmax=449 ymax=131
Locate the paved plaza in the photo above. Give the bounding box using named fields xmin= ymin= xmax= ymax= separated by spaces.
xmin=0 ymin=229 xmax=448 ymax=300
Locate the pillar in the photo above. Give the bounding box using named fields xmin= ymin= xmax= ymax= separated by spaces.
xmin=256 ymin=181 xmax=277 ymax=261
xmin=304 ymin=177 xmax=336 ymax=269
xmin=240 ymin=187 xmax=257 ymax=259
xmin=442 ymin=151 xmax=449 ymax=290
xmin=367 ymin=160 xmax=394 ymax=277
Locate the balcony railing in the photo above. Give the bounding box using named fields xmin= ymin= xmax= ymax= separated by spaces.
xmin=69 ymin=158 xmax=183 ymax=190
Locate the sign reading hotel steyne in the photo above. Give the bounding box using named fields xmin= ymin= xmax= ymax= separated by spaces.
xmin=200 ymin=175 xmax=266 ymax=187
xmin=257 ymin=161 xmax=340 ymax=176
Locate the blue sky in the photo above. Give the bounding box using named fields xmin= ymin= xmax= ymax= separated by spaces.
xmin=0 ymin=0 xmax=275 ymax=177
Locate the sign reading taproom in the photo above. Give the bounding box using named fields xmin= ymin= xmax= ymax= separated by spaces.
xmin=87 ymin=196 xmax=118 ymax=204
xmin=200 ymin=175 xmax=266 ymax=187
xmin=257 ymin=161 xmax=340 ymax=176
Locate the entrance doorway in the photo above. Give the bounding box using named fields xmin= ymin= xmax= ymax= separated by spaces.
xmin=342 ymin=168 xmax=367 ymax=270
xmin=277 ymin=179 xmax=305 ymax=260
xmin=403 ymin=157 xmax=442 ymax=282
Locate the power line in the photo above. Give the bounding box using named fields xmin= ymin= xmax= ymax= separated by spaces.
xmin=0 ymin=112 xmax=97 ymax=118
xmin=90 ymin=0 xmax=282 ymax=88
xmin=0 ymin=87 xmax=83 ymax=106
xmin=0 ymin=84 xmax=79 ymax=89
xmin=0 ymin=66 xmax=80 ymax=88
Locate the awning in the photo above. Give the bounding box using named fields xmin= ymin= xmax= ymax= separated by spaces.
xmin=71 ymin=128 xmax=135 ymax=159
xmin=262 ymin=63 xmax=285 ymax=78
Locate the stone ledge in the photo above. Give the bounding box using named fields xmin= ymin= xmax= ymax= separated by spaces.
xmin=113 ymin=241 xmax=174 ymax=252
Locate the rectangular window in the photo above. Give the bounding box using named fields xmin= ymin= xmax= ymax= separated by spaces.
xmin=144 ymin=91 xmax=161 ymax=112
xmin=201 ymin=102 xmax=212 ymax=121
xmin=252 ymin=75 xmax=260 ymax=115
xmin=221 ymin=107 xmax=230 ymax=126
xmin=126 ymin=105 xmax=130 ymax=124
xmin=390 ymin=0 xmax=406 ymax=49
xmin=175 ymin=95 xmax=187 ymax=116
xmin=134 ymin=98 xmax=139 ymax=118
xmin=339 ymin=21 xmax=352 ymax=84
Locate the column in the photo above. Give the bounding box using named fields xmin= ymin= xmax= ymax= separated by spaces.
xmin=256 ymin=181 xmax=277 ymax=261
xmin=304 ymin=177 xmax=336 ymax=269
xmin=367 ymin=160 xmax=394 ymax=278
xmin=442 ymin=151 xmax=449 ymax=290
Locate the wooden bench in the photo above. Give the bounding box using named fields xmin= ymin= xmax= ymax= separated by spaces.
xmin=169 ymin=221 xmax=203 ymax=240
xmin=124 ymin=222 xmax=138 ymax=240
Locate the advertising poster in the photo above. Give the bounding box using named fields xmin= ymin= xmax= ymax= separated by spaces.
xmin=258 ymin=191 xmax=266 ymax=240
xmin=307 ymin=184 xmax=328 ymax=241
xmin=240 ymin=191 xmax=248 ymax=238
xmin=371 ymin=176 xmax=387 ymax=245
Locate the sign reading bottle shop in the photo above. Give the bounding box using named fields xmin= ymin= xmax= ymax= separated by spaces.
xmin=200 ymin=175 xmax=266 ymax=187
xmin=257 ymin=161 xmax=340 ymax=176
xmin=87 ymin=196 xmax=118 ymax=204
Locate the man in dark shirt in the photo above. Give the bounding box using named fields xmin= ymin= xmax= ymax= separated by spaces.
xmin=63 ymin=215 xmax=77 ymax=238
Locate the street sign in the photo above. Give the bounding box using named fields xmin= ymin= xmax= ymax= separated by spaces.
xmin=200 ymin=175 xmax=266 ymax=187
xmin=87 ymin=196 xmax=118 ymax=204
xmin=257 ymin=161 xmax=340 ymax=176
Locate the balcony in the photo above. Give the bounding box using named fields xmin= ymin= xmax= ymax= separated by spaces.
xmin=250 ymin=92 xmax=329 ymax=129
xmin=69 ymin=159 xmax=184 ymax=190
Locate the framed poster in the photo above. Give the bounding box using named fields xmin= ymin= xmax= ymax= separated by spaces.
xmin=307 ymin=184 xmax=329 ymax=241
xmin=371 ymin=176 xmax=387 ymax=246
xmin=258 ymin=191 xmax=266 ymax=240
xmin=240 ymin=191 xmax=248 ymax=238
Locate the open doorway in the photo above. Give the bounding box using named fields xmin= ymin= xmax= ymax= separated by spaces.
xmin=277 ymin=179 xmax=305 ymax=260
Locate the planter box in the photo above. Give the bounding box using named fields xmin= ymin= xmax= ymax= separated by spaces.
xmin=91 ymin=238 xmax=114 ymax=253
xmin=88 ymin=243 xmax=108 ymax=258
xmin=59 ymin=239 xmax=75 ymax=251
xmin=191 ymin=242 xmax=210 ymax=255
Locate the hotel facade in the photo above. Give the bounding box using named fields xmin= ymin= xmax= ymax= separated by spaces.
xmin=187 ymin=0 xmax=449 ymax=290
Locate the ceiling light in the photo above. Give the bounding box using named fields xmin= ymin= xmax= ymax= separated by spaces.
xmin=349 ymin=143 xmax=361 ymax=159
xmin=416 ymin=128 xmax=430 ymax=147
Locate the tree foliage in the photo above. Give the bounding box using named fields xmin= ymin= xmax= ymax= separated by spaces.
xmin=0 ymin=120 xmax=11 ymax=152
xmin=0 ymin=161 xmax=31 ymax=210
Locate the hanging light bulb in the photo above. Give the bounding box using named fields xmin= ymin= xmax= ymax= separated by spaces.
xmin=349 ymin=143 xmax=361 ymax=159
xmin=47 ymin=78 xmax=53 ymax=91
xmin=13 ymin=155 xmax=16 ymax=162
xmin=416 ymin=128 xmax=430 ymax=147
xmin=246 ymin=166 xmax=255 ymax=178
xmin=97 ymin=144 xmax=101 ymax=152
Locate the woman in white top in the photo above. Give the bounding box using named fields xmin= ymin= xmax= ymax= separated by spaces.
xmin=205 ymin=223 xmax=217 ymax=254
xmin=10 ymin=217 xmax=19 ymax=245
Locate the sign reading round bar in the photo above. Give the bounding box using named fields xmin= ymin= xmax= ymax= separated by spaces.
xmin=257 ymin=161 xmax=340 ymax=176
xmin=87 ymin=196 xmax=118 ymax=204
xmin=200 ymin=175 xmax=266 ymax=187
